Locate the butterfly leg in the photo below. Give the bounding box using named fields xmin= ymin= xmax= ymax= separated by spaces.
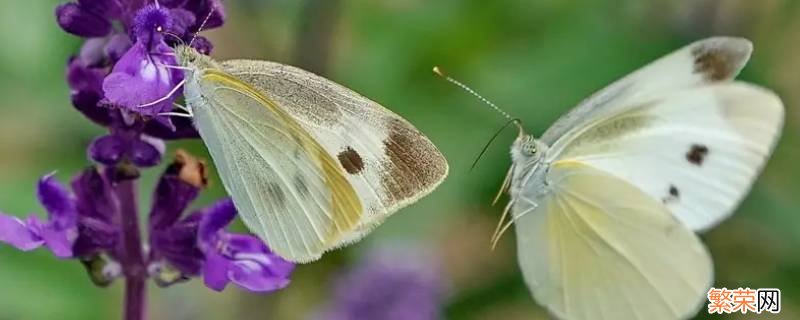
xmin=172 ymin=102 xmax=194 ymax=117
xmin=157 ymin=112 xmax=193 ymax=118
xmin=136 ymin=79 xmax=186 ymax=109
xmin=491 ymin=196 xmax=539 ymax=250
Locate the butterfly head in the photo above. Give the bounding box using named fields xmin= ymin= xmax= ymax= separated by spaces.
xmin=175 ymin=45 xmax=218 ymax=70
xmin=511 ymin=129 xmax=548 ymax=167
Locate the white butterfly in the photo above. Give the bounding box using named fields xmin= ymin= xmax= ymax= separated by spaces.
xmin=173 ymin=47 xmax=448 ymax=263
xmin=445 ymin=37 xmax=784 ymax=319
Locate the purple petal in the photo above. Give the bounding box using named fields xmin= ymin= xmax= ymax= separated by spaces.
xmin=66 ymin=58 xmax=111 ymax=125
xmin=103 ymin=33 xmax=132 ymax=62
xmin=130 ymin=138 xmax=162 ymax=167
xmin=71 ymin=89 xmax=110 ymax=125
xmin=77 ymin=0 xmax=122 ymax=18
xmin=168 ymin=8 xmax=196 ymax=38
xmin=67 ymin=57 xmax=105 ymax=94
xmin=205 ymin=234 xmax=293 ymax=292
xmin=0 ymin=214 xmax=43 ymax=251
xmin=316 ymin=247 xmax=444 ymax=320
xmin=71 ymin=167 xmax=117 ymax=222
xmin=149 ymin=175 xmax=199 ymax=230
xmin=149 ymin=214 xmax=204 ymax=275
xmin=79 ymin=37 xmax=108 ymax=67
xmin=189 ymin=36 xmax=213 ymax=55
xmin=37 ymin=174 xmax=77 ymax=229
xmin=228 ymin=234 xmax=294 ymax=277
xmin=88 ymin=134 xmax=126 ymax=165
xmin=203 ymin=251 xmax=233 ymax=291
xmin=228 ymin=235 xmax=293 ymax=291
xmin=102 ymin=41 xmax=182 ymax=115
xmin=160 ymin=0 xmax=188 ymax=8
xmin=73 ymin=216 xmax=118 ymax=257
xmin=55 ymin=3 xmax=111 ymax=38
xmin=229 ymin=262 xmax=291 ymax=292
xmin=143 ymin=117 xmax=200 ymax=140
xmin=197 ymin=199 xmax=236 ymax=244
xmin=38 ymin=225 xmax=76 ymax=258
xmin=185 ymin=0 xmax=225 ymax=31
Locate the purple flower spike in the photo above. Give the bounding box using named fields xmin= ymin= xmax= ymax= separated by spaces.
xmin=56 ymin=2 xmax=112 ymax=37
xmin=198 ymin=199 xmax=294 ymax=292
xmin=102 ymin=5 xmax=183 ymax=120
xmin=0 ymin=175 xmax=80 ymax=258
xmin=314 ymin=246 xmax=446 ymax=320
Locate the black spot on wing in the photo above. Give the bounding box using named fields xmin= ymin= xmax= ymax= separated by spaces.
xmin=663 ymin=184 xmax=680 ymax=204
xmin=669 ymin=185 xmax=679 ymax=197
xmin=337 ymin=147 xmax=364 ymax=174
xmin=686 ymin=144 xmax=709 ymax=166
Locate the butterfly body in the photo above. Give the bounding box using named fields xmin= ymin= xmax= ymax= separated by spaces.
xmin=498 ymin=37 xmax=783 ymax=320
xmin=175 ymin=46 xmax=448 ymax=263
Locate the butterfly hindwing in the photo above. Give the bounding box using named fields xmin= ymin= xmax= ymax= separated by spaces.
xmin=514 ymin=161 xmax=712 ymax=320
xmin=219 ymin=60 xmax=449 ymax=246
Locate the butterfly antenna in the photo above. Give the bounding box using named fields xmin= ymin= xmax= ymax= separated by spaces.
xmin=189 ymin=7 xmax=216 ymax=47
xmin=469 ymin=118 xmax=521 ymax=171
xmin=433 ymin=66 xmax=516 ymax=121
xmin=433 ymin=66 xmax=527 ymax=170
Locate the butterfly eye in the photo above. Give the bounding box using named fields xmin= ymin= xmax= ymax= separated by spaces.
xmin=522 ymin=140 xmax=537 ymax=156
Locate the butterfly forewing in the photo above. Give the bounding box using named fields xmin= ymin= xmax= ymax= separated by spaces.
xmin=219 ymin=59 xmax=449 ymax=246
xmin=514 ymin=161 xmax=712 ymax=320
xmin=551 ymin=83 xmax=783 ymax=230
xmin=193 ymin=70 xmax=362 ymax=263
xmin=542 ymin=37 xmax=753 ymax=146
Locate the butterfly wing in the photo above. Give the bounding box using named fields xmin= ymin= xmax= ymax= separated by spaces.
xmin=514 ymin=161 xmax=712 ymax=320
xmin=542 ymin=37 xmax=783 ymax=231
xmin=541 ymin=37 xmax=752 ymax=145
xmin=550 ymin=83 xmax=782 ymax=231
xmin=219 ymin=60 xmax=449 ymax=246
xmin=191 ymin=70 xmax=362 ymax=263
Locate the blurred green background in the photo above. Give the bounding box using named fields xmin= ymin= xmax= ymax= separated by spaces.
xmin=1 ymin=0 xmax=799 ymax=319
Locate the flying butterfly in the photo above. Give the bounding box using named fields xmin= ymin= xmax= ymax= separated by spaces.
xmin=436 ymin=37 xmax=784 ymax=319
xmin=164 ymin=44 xmax=448 ymax=263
